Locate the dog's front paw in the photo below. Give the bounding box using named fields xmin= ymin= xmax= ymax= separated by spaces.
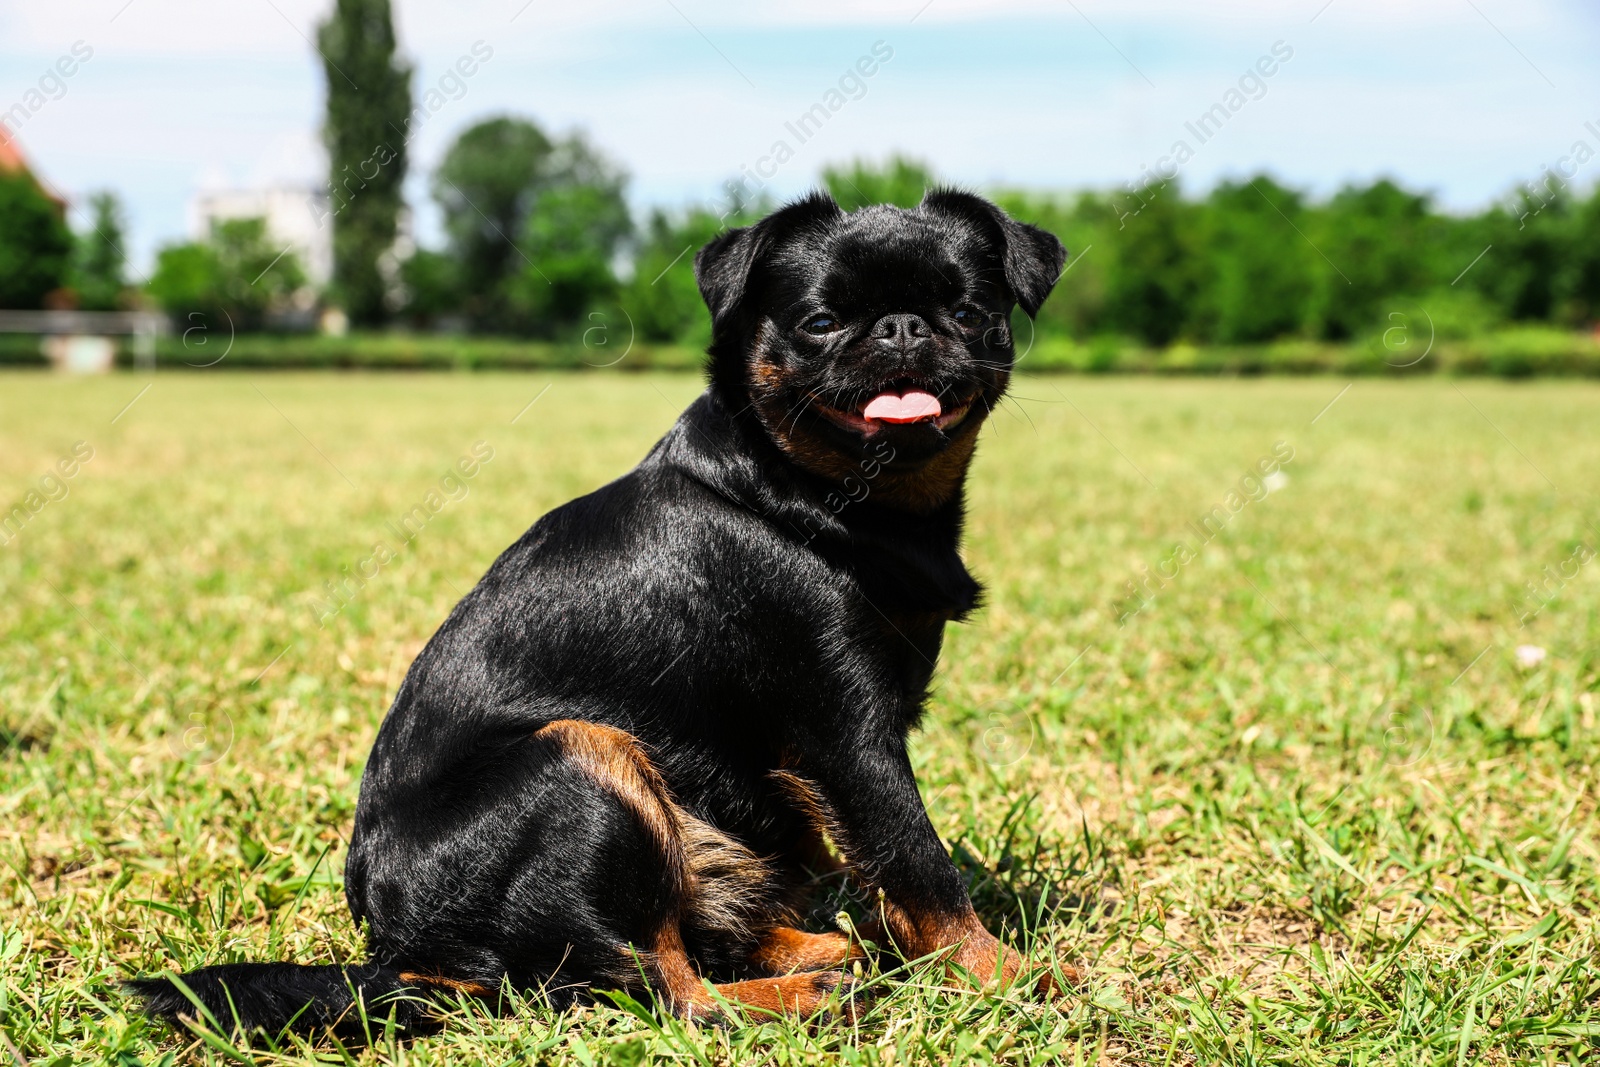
xmin=945 ymin=930 xmax=1018 ymax=989
xmin=948 ymin=934 xmax=1079 ymax=999
xmin=1024 ymin=956 xmax=1083 ymax=998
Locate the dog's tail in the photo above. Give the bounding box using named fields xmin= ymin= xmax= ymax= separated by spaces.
xmin=128 ymin=960 xmax=435 ymax=1037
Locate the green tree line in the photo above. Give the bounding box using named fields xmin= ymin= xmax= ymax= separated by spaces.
xmin=996 ymin=169 xmax=1600 ymax=348
xmin=7 ymin=141 xmax=1598 ymax=355
xmin=391 ymin=150 xmax=1600 ymax=351
xmin=154 ymin=150 xmax=1600 ymax=350
xmin=8 ymin=0 xmax=1595 ymax=351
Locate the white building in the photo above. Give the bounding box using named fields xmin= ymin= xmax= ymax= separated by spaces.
xmin=189 ymin=185 xmax=333 ymax=286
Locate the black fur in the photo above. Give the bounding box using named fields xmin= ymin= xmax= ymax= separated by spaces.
xmin=131 ymin=189 xmax=1066 ymax=1037
xmin=126 ymin=962 xmax=430 ymax=1037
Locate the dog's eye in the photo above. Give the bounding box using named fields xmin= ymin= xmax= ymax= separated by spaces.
xmin=953 ymin=308 xmax=983 ymax=327
xmin=801 ymin=316 xmax=840 ymax=336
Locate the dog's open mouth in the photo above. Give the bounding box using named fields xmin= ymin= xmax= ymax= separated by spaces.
xmin=815 ymin=383 xmax=974 ymax=435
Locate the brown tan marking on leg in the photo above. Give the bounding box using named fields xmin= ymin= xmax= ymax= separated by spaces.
xmin=540 ymin=720 xmax=805 ymax=1011
xmin=534 ymin=720 xmax=690 ymax=897
xmin=648 ymin=925 xmax=850 ymax=1020
xmin=748 ymin=926 xmax=862 ymax=975
xmin=707 ymin=971 xmax=853 ymax=1019
xmin=537 ymin=720 xmax=708 ymax=1015
xmin=541 ymin=721 xmax=783 ymax=940
xmin=644 ymin=923 xmax=716 ymax=1016
xmin=879 ymin=898 xmax=1077 ymax=995
xmin=397 ymin=971 xmax=496 ymax=998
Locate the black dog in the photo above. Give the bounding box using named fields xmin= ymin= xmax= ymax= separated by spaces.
xmin=133 ymin=189 xmax=1066 ymax=1033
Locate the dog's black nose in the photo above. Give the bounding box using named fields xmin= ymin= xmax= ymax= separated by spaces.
xmin=871 ymin=313 xmax=932 ymax=348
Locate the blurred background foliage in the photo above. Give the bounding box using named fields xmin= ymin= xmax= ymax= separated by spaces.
xmin=6 ymin=143 xmax=1593 ymax=371
xmin=146 ymin=218 xmax=308 ymax=334
xmin=141 ymin=149 xmax=1600 ymax=356
xmin=1 ymin=0 xmax=1595 ymax=370
xmin=992 ymin=168 xmax=1600 ymax=348
xmin=6 ymin=124 xmax=1600 ymax=371
xmin=0 ymin=167 xmax=73 ymax=310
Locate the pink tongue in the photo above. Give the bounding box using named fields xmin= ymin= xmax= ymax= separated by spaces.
xmin=862 ymin=390 xmax=942 ymax=424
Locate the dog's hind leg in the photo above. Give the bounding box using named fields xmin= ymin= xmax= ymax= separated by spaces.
xmin=536 ymin=721 xmax=849 ymax=1020
xmin=647 ymin=923 xmax=853 ymax=1021
xmin=746 ymin=927 xmax=863 ymax=975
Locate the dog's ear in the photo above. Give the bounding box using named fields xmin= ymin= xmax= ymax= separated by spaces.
xmin=919 ymin=190 xmax=1067 ymax=317
xmin=695 ymin=191 xmax=843 ymax=338
xmin=693 ymin=227 xmax=763 ymax=337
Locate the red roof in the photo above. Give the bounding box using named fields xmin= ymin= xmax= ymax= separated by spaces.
xmin=0 ymin=132 xmax=66 ymax=209
xmin=0 ymin=132 xmax=26 ymax=174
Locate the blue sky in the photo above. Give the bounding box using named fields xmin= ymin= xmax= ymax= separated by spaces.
xmin=4 ymin=0 xmax=1599 ymax=271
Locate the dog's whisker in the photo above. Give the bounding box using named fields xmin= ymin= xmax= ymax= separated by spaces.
xmin=998 ymin=393 xmax=1039 ymax=434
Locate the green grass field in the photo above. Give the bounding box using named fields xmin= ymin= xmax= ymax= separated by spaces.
xmin=2 ymin=372 xmax=1597 ymax=1065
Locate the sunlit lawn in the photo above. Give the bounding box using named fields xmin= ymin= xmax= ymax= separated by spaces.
xmin=2 ymin=370 xmax=1597 ymax=1064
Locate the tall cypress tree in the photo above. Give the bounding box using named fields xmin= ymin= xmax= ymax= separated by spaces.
xmin=317 ymin=0 xmax=411 ymax=326
xmin=76 ymin=191 xmax=129 ymax=311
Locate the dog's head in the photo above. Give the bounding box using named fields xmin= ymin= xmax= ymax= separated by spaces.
xmin=695 ymin=190 xmax=1065 ymax=510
